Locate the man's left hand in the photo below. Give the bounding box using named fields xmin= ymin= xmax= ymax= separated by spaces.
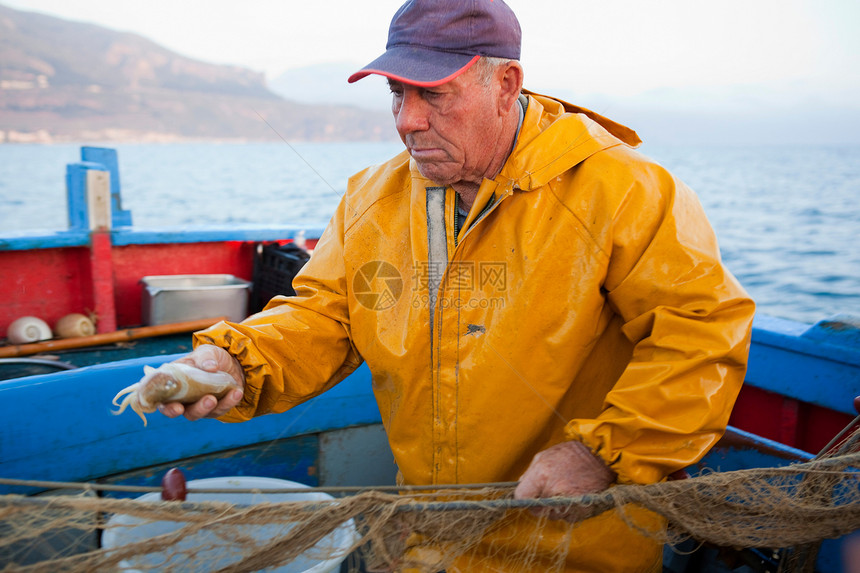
xmin=514 ymin=440 xmax=616 ymax=522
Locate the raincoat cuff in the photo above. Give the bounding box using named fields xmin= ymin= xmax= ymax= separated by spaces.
xmin=193 ymin=321 xmax=263 ymax=423
xmin=564 ymin=424 xmax=635 ymax=485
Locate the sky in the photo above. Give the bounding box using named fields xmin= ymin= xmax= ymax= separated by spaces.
xmin=4 ymin=0 xmax=860 ymax=143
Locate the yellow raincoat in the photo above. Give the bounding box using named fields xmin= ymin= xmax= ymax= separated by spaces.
xmin=196 ymin=92 xmax=755 ymax=571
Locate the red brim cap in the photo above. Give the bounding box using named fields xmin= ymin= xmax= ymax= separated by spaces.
xmin=349 ymin=0 xmax=520 ymax=87
xmin=348 ymin=47 xmax=480 ymax=87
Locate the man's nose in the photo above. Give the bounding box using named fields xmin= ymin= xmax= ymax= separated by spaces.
xmin=394 ymin=90 xmax=430 ymax=134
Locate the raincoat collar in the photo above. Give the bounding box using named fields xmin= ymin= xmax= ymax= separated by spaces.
xmin=498 ymin=90 xmax=641 ymax=192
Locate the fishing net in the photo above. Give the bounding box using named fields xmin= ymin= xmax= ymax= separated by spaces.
xmin=1 ymin=431 xmax=858 ymax=573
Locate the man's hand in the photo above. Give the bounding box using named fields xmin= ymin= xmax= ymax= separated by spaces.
xmin=157 ymin=344 xmax=245 ymax=421
xmin=514 ymin=440 xmax=616 ymax=522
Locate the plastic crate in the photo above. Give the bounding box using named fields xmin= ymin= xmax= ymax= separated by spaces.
xmin=250 ymin=242 xmax=310 ymax=313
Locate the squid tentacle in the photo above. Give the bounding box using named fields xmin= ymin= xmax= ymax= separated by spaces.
xmin=111 ymin=362 xmax=239 ymax=427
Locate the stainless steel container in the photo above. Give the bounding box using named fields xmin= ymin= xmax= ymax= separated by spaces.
xmin=141 ymin=274 xmax=251 ymax=325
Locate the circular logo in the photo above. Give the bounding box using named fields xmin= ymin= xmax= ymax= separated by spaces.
xmin=353 ymin=261 xmax=403 ymax=311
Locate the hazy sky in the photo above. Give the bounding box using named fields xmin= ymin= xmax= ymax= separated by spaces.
xmin=4 ymin=0 xmax=859 ymax=105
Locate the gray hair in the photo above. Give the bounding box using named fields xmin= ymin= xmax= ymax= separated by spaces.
xmin=473 ymin=56 xmax=520 ymax=86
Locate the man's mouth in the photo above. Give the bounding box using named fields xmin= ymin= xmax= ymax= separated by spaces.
xmin=409 ymin=148 xmax=440 ymax=160
xmin=407 ymin=143 xmax=448 ymax=162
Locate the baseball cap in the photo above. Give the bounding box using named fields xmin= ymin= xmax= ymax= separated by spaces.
xmin=348 ymin=0 xmax=522 ymax=87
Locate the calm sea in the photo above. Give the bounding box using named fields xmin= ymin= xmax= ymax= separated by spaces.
xmin=1 ymin=142 xmax=858 ymax=325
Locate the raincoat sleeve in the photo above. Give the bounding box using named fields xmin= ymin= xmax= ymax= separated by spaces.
xmin=565 ymin=159 xmax=755 ymax=485
xmin=193 ymin=197 xmax=363 ymax=423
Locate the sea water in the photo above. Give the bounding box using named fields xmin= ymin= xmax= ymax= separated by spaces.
xmin=0 ymin=142 xmax=858 ymax=325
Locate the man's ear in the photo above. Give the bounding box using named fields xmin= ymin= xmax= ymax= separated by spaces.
xmin=497 ymin=61 xmax=524 ymax=114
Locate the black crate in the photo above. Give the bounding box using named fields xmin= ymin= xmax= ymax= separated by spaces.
xmin=250 ymin=242 xmax=310 ymax=313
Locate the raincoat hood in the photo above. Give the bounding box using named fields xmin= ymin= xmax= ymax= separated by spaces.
xmin=501 ymin=90 xmax=642 ymax=192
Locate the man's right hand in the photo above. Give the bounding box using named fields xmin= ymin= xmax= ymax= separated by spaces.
xmin=158 ymin=344 xmax=245 ymax=421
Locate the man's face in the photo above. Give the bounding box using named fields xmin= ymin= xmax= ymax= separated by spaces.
xmin=388 ymin=67 xmax=505 ymax=187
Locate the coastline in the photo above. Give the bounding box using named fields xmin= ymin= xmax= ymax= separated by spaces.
xmin=0 ymin=129 xmax=396 ymax=145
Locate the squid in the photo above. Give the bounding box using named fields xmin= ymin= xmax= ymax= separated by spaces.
xmin=112 ymin=362 xmax=240 ymax=426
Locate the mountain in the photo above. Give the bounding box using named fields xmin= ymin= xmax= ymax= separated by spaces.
xmin=0 ymin=3 xmax=396 ymax=143
xmin=269 ymin=62 xmax=392 ymax=112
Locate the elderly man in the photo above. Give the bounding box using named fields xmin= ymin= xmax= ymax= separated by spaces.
xmin=162 ymin=0 xmax=755 ymax=570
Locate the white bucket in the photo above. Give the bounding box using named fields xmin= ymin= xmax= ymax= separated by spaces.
xmin=101 ymin=476 xmax=357 ymax=573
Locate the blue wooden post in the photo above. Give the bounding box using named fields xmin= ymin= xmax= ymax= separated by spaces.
xmin=65 ymin=161 xmax=110 ymax=231
xmin=66 ymin=147 xmax=134 ymax=231
xmin=81 ymin=147 xmax=133 ymax=228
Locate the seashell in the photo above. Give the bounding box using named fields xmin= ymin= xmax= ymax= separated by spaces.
xmin=7 ymin=316 xmax=53 ymax=344
xmin=54 ymin=313 xmax=96 ymax=338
